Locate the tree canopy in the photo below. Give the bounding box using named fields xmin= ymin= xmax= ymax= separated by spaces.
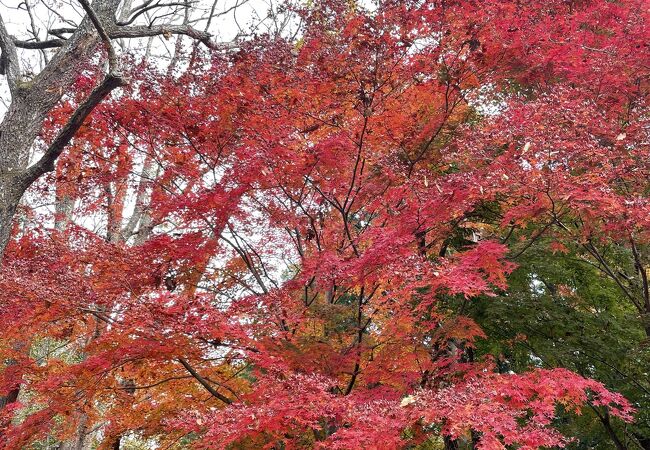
xmin=0 ymin=0 xmax=648 ymax=449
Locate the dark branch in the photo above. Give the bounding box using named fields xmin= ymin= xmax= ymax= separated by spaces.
xmin=177 ymin=357 xmax=233 ymax=405
xmin=13 ymin=38 xmax=67 ymax=49
xmin=50 ymin=27 xmax=78 ymax=38
xmin=21 ymin=73 xmax=126 ymax=187
xmin=18 ymin=0 xmax=129 ymax=187
xmin=13 ymin=25 xmax=238 ymax=51
xmin=110 ymin=24 xmax=237 ymax=50
xmin=117 ymin=2 xmax=192 ymax=26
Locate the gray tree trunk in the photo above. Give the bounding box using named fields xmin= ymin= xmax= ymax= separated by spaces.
xmin=0 ymin=0 xmax=124 ymax=429
xmin=0 ymin=1 xmax=121 ymax=257
xmin=0 ymin=0 xmax=222 ymax=257
xmin=0 ymin=175 xmax=22 ymax=253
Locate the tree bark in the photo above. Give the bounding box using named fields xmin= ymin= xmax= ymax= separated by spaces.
xmin=0 ymin=0 xmax=229 ymax=257
xmin=0 ymin=4 xmax=125 ymax=434
xmin=0 ymin=0 xmax=230 ymax=443
xmin=0 ymin=174 xmax=22 ymax=253
xmin=0 ymin=0 xmax=123 ymax=258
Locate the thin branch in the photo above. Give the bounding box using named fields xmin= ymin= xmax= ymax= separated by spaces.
xmin=177 ymin=357 xmax=233 ymax=405
xmin=583 ymin=240 xmax=642 ymax=311
xmin=629 ymin=235 xmax=649 ymax=310
xmin=510 ymin=219 xmax=554 ymax=259
xmin=117 ymin=2 xmax=191 ymax=26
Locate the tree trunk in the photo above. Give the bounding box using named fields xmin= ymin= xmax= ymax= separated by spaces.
xmin=0 ymin=175 xmax=21 ymax=254
xmin=0 ymin=8 xmax=110 ymax=425
xmin=594 ymin=409 xmax=627 ymax=450
xmin=0 ymin=0 xmax=122 ymax=258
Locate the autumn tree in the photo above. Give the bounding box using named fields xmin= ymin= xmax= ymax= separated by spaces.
xmin=0 ymin=0 xmax=288 ymax=445
xmin=0 ymin=0 xmax=268 ymax=255
xmin=0 ymin=0 xmax=647 ymax=449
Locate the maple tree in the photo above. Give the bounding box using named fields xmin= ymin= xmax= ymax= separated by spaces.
xmin=0 ymin=0 xmax=648 ymax=449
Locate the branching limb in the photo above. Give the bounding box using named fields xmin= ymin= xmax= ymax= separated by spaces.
xmin=117 ymin=1 xmax=192 ymax=26
xmin=14 ymin=25 xmax=240 ymax=51
xmin=20 ymin=72 xmax=125 ymax=187
xmin=110 ymin=24 xmax=239 ymax=50
xmin=20 ymin=0 xmax=127 ymax=187
xmin=77 ymin=0 xmax=120 ymax=73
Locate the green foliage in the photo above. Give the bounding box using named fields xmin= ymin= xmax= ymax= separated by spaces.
xmin=470 ymin=237 xmax=650 ymax=448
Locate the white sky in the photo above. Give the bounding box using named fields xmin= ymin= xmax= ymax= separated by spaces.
xmin=0 ymin=0 xmax=290 ymax=114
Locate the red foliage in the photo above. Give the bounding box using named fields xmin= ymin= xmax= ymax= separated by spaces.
xmin=1 ymin=0 xmax=647 ymax=448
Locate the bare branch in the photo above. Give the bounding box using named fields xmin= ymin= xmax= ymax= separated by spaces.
xmin=117 ymin=1 xmax=192 ymax=26
xmin=23 ymin=0 xmax=49 ymax=66
xmin=110 ymin=24 xmax=239 ymax=50
xmin=21 ymin=73 xmax=126 ymax=187
xmin=50 ymin=27 xmax=79 ymax=38
xmin=13 ymin=38 xmax=66 ymax=49
xmin=14 ymin=25 xmax=239 ymax=51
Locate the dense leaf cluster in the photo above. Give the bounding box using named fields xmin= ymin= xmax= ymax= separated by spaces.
xmin=0 ymin=0 xmax=648 ymax=448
